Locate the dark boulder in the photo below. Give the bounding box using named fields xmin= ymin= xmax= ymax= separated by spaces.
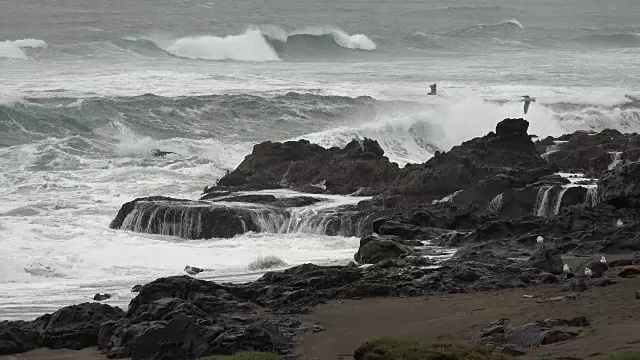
xmin=476 ymin=317 xmax=589 ymax=348
xmin=354 ymin=235 xmax=413 ymax=264
xmin=0 ymin=323 xmax=41 ymax=355
xmin=585 ymin=260 xmax=609 ymax=278
xmin=526 ymin=248 xmax=564 ymax=275
xmin=93 ymin=293 xmax=111 ymax=301
xmin=109 ymin=197 xmax=264 ymax=239
xmin=214 ymin=138 xmax=400 ymax=194
xmin=152 ymin=149 xmax=178 ymax=157
xmin=536 ymin=129 xmax=640 ymax=177
xmin=598 ymin=161 xmax=640 ymax=208
xmin=0 ymin=303 xmax=124 ymax=355
xmin=384 ymin=118 xmax=553 ymax=207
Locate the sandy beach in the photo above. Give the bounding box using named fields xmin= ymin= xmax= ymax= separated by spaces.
xmin=297 ymin=277 xmax=640 ymax=359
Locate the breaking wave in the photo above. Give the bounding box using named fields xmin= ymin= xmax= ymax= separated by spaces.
xmin=1 ymin=91 xmax=639 ymax=168
xmin=157 ymin=29 xmax=281 ymax=61
xmin=0 ymin=39 xmax=47 ymax=60
xmin=119 ymin=26 xmax=377 ymax=61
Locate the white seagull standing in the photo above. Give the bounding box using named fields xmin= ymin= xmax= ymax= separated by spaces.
xmin=522 ymin=95 xmax=536 ymax=114
xmin=584 ymin=268 xmax=593 ymax=277
xmin=536 ymin=236 xmax=544 ymax=245
xmin=563 ymin=263 xmax=571 ymax=274
xmin=616 ymin=219 xmax=624 ymax=227
xmin=184 ymin=265 xmax=204 ymax=277
xmin=600 ymin=256 xmax=607 ymax=264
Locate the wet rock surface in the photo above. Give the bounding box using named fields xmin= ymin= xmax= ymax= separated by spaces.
xmin=0 ymin=303 xmax=124 ymax=355
xmin=18 ymin=119 xmax=640 ymax=357
xmin=213 ymin=138 xmax=400 ymax=195
xmin=536 ymin=129 xmax=640 ymax=177
xmin=599 ymin=161 xmax=640 ymax=208
xmin=475 ymin=317 xmax=590 ymax=352
xmin=383 ymin=118 xmax=554 ymax=208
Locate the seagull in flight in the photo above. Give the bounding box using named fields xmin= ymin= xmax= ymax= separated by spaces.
xmin=184 ymin=265 xmax=204 ymax=277
xmin=522 ymin=95 xmax=536 ymax=114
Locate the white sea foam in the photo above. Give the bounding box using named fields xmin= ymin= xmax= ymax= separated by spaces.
xmin=291 ymin=27 xmax=377 ymax=50
xmin=0 ymin=39 xmax=47 ymax=60
xmin=158 ymin=29 xmax=281 ymax=61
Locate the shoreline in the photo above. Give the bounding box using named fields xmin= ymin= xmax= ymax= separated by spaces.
xmin=4 ymin=119 xmax=640 ymax=359
xmin=5 ymin=276 xmax=640 ymax=359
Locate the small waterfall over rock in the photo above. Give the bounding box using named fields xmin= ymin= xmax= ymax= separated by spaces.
xmin=533 ymin=185 xmax=568 ymax=218
xmin=584 ymin=187 xmax=598 ymax=207
xmin=120 ymin=200 xmax=262 ymax=239
xmin=608 ymin=151 xmax=623 ymax=170
xmin=116 ymin=193 xmax=374 ymax=239
xmin=251 ymin=206 xmax=374 ymax=237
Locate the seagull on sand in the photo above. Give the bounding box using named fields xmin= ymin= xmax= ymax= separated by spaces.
xmin=184 ymin=265 xmax=204 ymax=277
xmin=522 ymin=95 xmax=536 ymax=114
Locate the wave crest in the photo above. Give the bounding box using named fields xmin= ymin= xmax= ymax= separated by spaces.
xmin=0 ymin=39 xmax=47 ymax=60
xmin=119 ymin=26 xmax=376 ymax=62
xmin=159 ymin=29 xmax=281 ymax=61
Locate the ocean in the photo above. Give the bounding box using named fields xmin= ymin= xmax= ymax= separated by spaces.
xmin=1 ymin=0 xmax=639 ymax=320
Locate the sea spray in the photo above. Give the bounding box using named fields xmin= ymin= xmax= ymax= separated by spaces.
xmin=0 ymin=39 xmax=47 ymax=60
xmin=161 ymin=29 xmax=281 ymax=61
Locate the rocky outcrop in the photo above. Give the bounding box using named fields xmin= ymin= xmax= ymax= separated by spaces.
xmin=475 ymin=317 xmax=590 ymax=351
xmin=536 ymin=129 xmax=640 ymax=177
xmin=598 ymin=161 xmax=640 ymax=208
xmin=436 ymin=204 xmax=640 ymax=256
xmin=383 ymin=118 xmax=553 ymax=208
xmin=354 ymin=235 xmax=414 ymax=264
xmin=213 ymin=138 xmax=400 ymax=195
xmin=0 ymin=303 xmax=124 ymax=355
xmin=100 ymin=276 xmax=321 ymax=359
xmin=526 ymin=248 xmax=564 ymax=275
xmin=110 ymin=195 xmax=381 ymax=239
xmin=109 ymin=197 xmax=263 ymax=239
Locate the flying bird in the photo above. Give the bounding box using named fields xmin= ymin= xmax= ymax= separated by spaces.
xmin=184 ymin=265 xmax=204 ymax=277
xmin=522 ymin=95 xmax=536 ymax=114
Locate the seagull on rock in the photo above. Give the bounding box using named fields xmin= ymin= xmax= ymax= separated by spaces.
xmin=184 ymin=265 xmax=204 ymax=277
xmin=600 ymin=256 xmax=607 ymax=264
xmin=584 ymin=268 xmax=593 ymax=277
xmin=536 ymin=236 xmax=544 ymax=245
xmin=522 ymin=95 xmax=536 ymax=114
xmin=617 ymin=219 xmax=624 ymax=227
xmin=563 ymin=264 xmax=571 ymax=274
